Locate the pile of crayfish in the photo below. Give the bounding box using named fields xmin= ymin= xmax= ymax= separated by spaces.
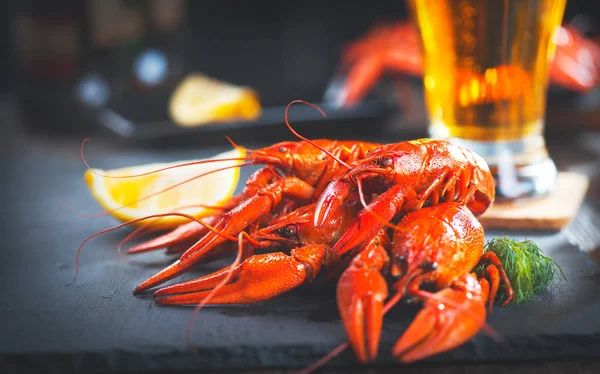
xmin=78 ymin=100 xmax=516 ymax=370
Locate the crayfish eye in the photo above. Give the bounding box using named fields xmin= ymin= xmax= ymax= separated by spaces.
xmin=377 ymin=157 xmax=393 ymax=167
xmin=391 ymin=254 xmax=407 ymax=277
xmin=280 ymin=224 xmax=298 ymax=238
xmin=419 ymin=261 xmax=438 ymax=272
xmin=278 ymin=146 xmax=288 ymax=153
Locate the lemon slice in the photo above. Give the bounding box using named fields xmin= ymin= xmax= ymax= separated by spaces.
xmin=169 ymin=74 xmax=262 ymax=127
xmin=84 ymin=148 xmax=245 ymax=229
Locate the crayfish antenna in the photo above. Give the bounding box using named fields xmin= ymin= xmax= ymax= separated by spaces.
xmin=117 ymin=216 xmax=176 ymax=258
xmin=67 ymin=212 xmax=238 ymax=287
xmin=184 ymin=231 xmax=249 ymax=347
xmin=225 ymin=136 xmax=255 ymax=156
xmin=79 ymin=138 xmax=249 ymax=179
xmin=295 ymin=342 xmax=350 ymax=374
xmin=113 ymin=211 xmax=211 ymax=263
xmin=62 ymin=161 xmax=253 ymax=218
xmin=283 ymin=100 xmax=351 ymax=169
xmin=122 ymin=203 xmax=230 ymax=256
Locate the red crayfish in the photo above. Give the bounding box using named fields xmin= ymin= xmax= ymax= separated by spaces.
xmin=74 ymin=101 xmax=516 ymax=371
xmin=338 ymin=20 xmax=600 ymax=107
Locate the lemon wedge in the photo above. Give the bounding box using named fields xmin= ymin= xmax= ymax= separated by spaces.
xmin=169 ymin=74 xmax=262 ymax=127
xmin=84 ymin=148 xmax=245 ymax=229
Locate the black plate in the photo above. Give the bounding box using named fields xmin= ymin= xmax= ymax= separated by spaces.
xmin=85 ymin=89 xmax=397 ymax=144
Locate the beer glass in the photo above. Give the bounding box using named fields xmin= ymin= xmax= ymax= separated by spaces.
xmin=407 ymin=0 xmax=567 ymax=200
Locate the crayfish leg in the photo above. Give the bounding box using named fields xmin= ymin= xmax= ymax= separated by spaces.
xmin=477 ymin=251 xmax=514 ymax=307
xmin=128 ymin=167 xmax=282 ymax=255
xmin=332 ymin=184 xmax=406 ymax=256
xmin=126 ymin=218 xmax=217 ymax=255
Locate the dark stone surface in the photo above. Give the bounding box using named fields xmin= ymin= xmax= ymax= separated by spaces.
xmin=1 ymin=107 xmax=600 ymax=373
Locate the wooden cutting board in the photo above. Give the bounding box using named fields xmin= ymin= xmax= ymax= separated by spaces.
xmin=479 ymin=171 xmax=590 ymax=231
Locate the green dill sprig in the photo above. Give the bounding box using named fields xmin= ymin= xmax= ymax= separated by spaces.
xmin=475 ymin=236 xmax=566 ymax=304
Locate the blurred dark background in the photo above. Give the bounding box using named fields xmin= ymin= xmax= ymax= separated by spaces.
xmin=0 ymin=0 xmax=599 ymax=142
xmin=3 ymin=0 xmax=411 ymax=98
xmin=1 ymin=4 xmax=600 ymax=374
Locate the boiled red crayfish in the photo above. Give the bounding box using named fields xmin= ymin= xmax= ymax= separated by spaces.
xmin=144 ymin=137 xmax=513 ymax=367
xmin=75 ymin=102 xmax=516 ymax=368
xmin=131 ymin=137 xmax=495 ymax=294
xmin=338 ymin=21 xmax=600 ymax=107
xmin=151 ymin=199 xmax=513 ymax=367
xmin=128 ymin=102 xmax=380 ymax=294
xmin=337 ymin=202 xmax=513 ymax=364
xmin=314 ymin=138 xmax=495 ymax=254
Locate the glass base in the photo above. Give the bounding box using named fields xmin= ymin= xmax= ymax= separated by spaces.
xmin=430 ymin=133 xmax=558 ymax=200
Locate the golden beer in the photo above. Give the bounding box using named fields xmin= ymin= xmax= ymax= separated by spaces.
xmin=408 ymin=0 xmax=567 ymax=198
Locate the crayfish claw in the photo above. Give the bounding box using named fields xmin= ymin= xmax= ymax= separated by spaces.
xmin=337 ymin=242 xmax=389 ymax=363
xmin=154 ymin=245 xmax=327 ymax=305
xmin=134 ymin=259 xmax=191 ymax=294
xmin=314 ymin=179 xmax=352 ymax=227
xmin=338 ymin=290 xmax=385 ymax=363
xmin=393 ymin=274 xmax=487 ymax=363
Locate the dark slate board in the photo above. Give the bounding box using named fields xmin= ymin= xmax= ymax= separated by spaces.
xmin=1 ymin=143 xmax=600 ymax=374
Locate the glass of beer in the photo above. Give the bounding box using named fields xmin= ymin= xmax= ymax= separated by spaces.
xmin=407 ymin=0 xmax=567 ymax=200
